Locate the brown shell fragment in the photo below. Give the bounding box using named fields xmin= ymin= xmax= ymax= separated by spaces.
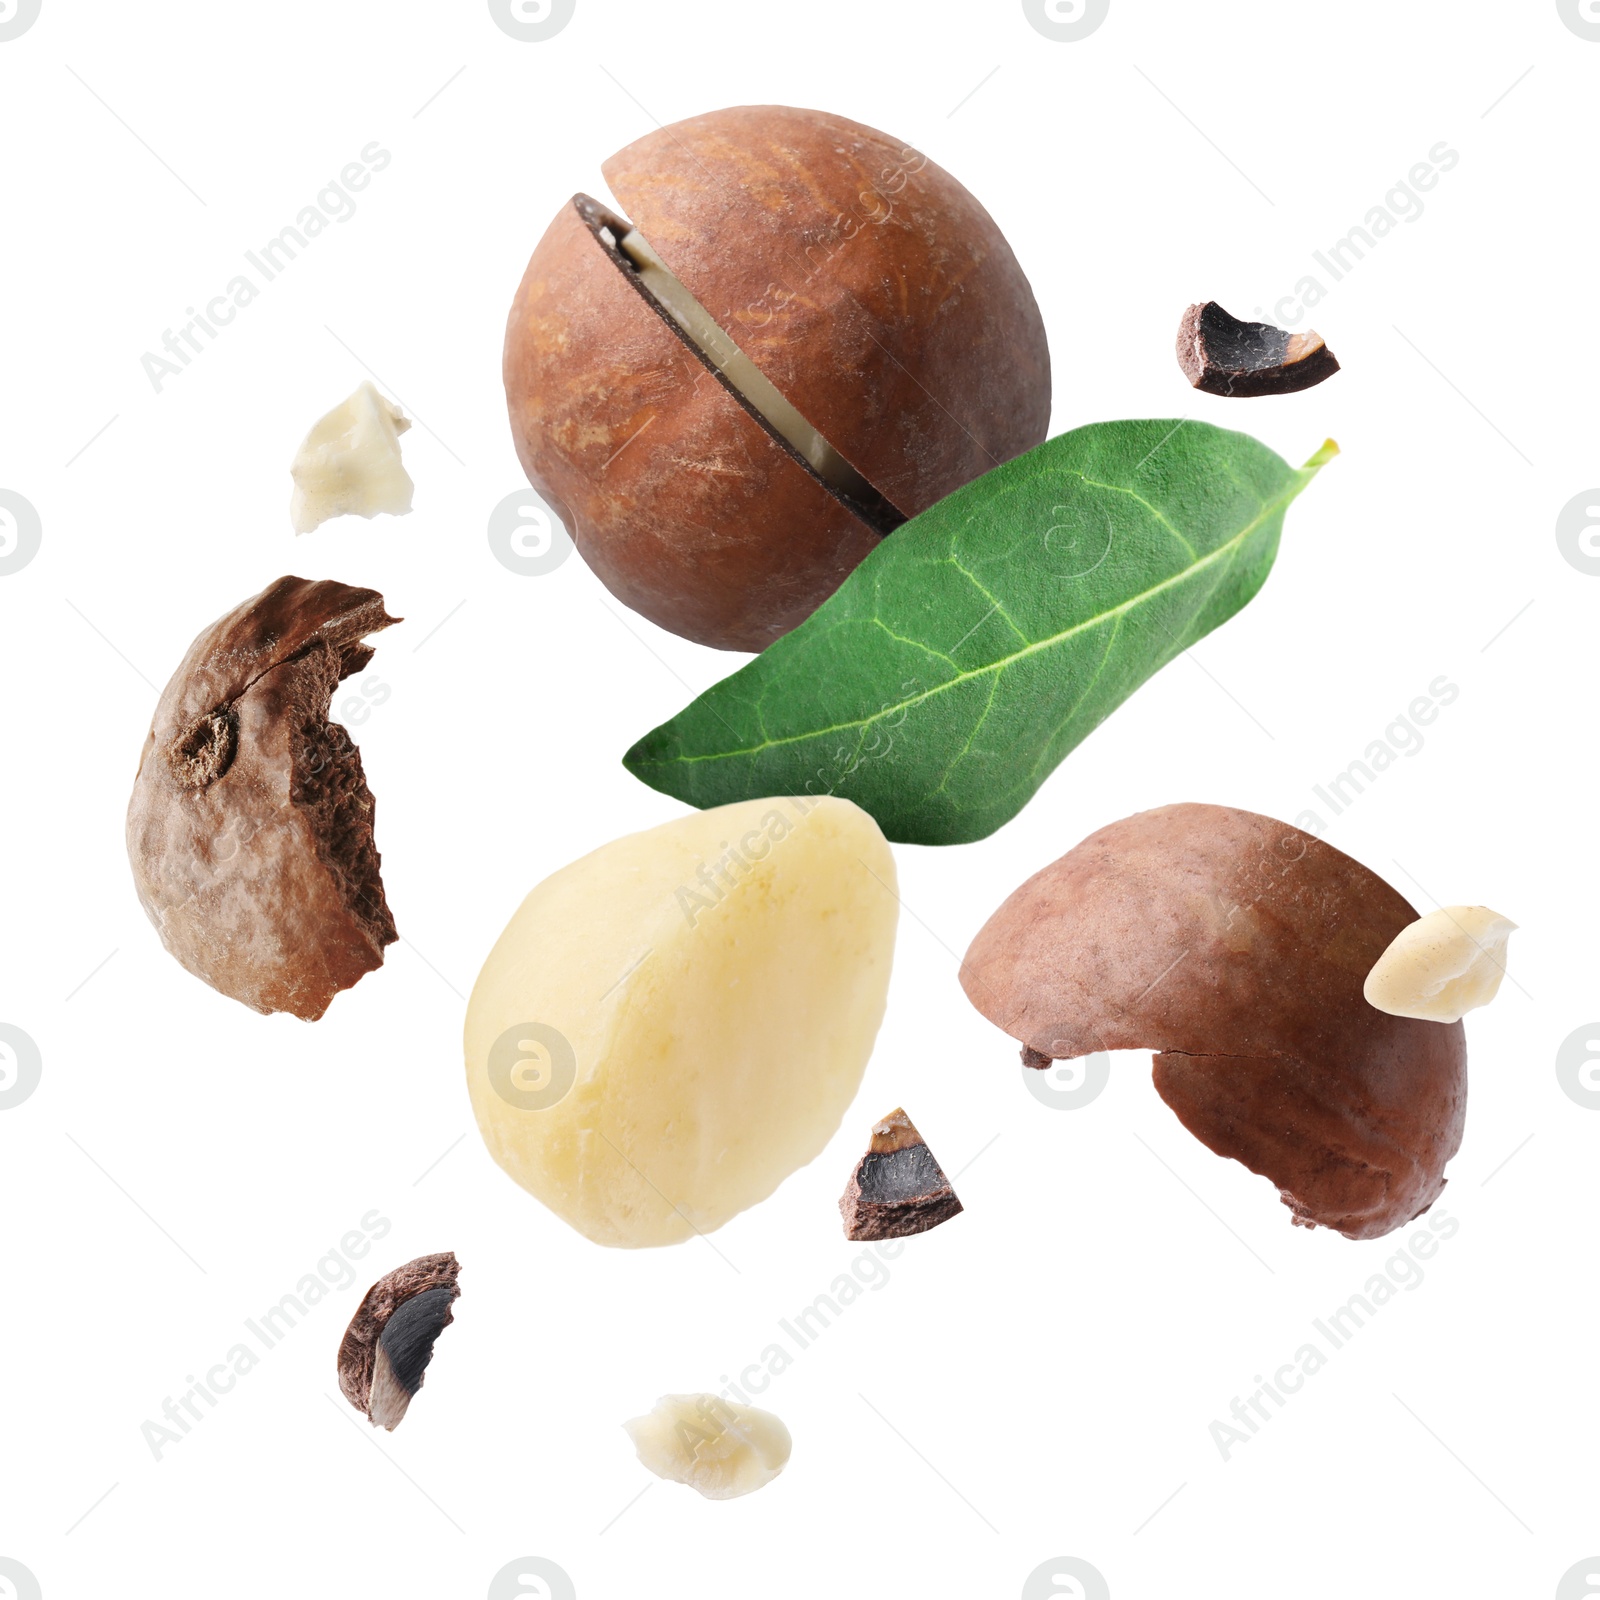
xmin=839 ymin=1108 xmax=963 ymax=1241
xmin=337 ymin=1253 xmax=461 ymax=1430
xmin=125 ymin=576 xmax=399 ymax=1020
xmin=959 ymin=805 xmax=1467 ymax=1241
xmin=1177 ymin=301 xmax=1340 ymax=397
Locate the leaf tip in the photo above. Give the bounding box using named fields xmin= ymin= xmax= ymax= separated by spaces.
xmin=621 ymin=731 xmax=658 ymax=778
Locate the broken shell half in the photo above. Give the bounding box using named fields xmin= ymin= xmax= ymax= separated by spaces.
xmin=125 ymin=576 xmax=400 ymax=1020
xmin=960 ymin=804 xmax=1467 ymax=1241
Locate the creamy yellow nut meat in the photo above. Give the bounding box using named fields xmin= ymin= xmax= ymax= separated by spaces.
xmin=464 ymin=797 xmax=898 ymax=1247
xmin=1363 ymin=905 xmax=1516 ymax=1024
xmin=289 ymin=380 xmax=414 ymax=534
xmin=624 ymin=1394 xmax=791 ymax=1500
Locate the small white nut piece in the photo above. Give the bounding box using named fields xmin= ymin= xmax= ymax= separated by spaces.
xmin=624 ymin=1394 xmax=791 ymax=1500
xmin=290 ymin=380 xmax=414 ymax=534
xmin=1363 ymin=905 xmax=1517 ymax=1024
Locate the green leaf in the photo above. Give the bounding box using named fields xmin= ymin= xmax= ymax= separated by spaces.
xmin=624 ymin=420 xmax=1336 ymax=846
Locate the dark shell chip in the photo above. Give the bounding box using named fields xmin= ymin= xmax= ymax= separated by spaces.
xmin=839 ymin=1108 xmax=963 ymax=1241
xmin=338 ymin=1253 xmax=460 ymax=1431
xmin=1177 ymin=301 xmax=1340 ymax=397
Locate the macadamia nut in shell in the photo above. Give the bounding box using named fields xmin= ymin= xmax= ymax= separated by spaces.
xmin=464 ymin=797 xmax=898 ymax=1247
xmin=503 ymin=105 xmax=1050 ymax=651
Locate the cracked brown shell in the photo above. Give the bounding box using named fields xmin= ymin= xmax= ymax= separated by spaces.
xmin=337 ymin=1252 xmax=460 ymax=1425
xmin=504 ymin=104 xmax=1051 ymax=652
xmin=125 ymin=576 xmax=399 ymax=1020
xmin=959 ymin=804 xmax=1467 ymax=1241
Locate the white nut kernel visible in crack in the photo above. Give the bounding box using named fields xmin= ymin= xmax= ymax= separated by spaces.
xmin=290 ymin=380 xmax=414 ymax=534
xmin=1363 ymin=905 xmax=1517 ymax=1024
xmin=624 ymin=1393 xmax=791 ymax=1500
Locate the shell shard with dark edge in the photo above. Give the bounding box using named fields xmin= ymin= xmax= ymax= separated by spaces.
xmin=959 ymin=804 xmax=1467 ymax=1242
xmin=338 ymin=1253 xmax=460 ymax=1431
xmin=125 ymin=576 xmax=399 ymax=1020
xmin=1177 ymin=301 xmax=1340 ymax=397
xmin=839 ymin=1108 xmax=963 ymax=1240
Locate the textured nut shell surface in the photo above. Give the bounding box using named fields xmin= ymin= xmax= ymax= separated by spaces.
xmin=464 ymin=797 xmax=898 ymax=1248
xmin=603 ymin=105 xmax=1051 ymax=517
xmin=503 ymin=200 xmax=879 ymax=651
xmin=337 ymin=1253 xmax=461 ymax=1416
xmin=125 ymin=577 xmax=398 ymax=1020
xmin=959 ymin=804 xmax=1467 ymax=1240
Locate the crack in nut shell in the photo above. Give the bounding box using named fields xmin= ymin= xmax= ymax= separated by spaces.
xmin=337 ymin=1253 xmax=460 ymax=1425
xmin=959 ymin=804 xmax=1467 ymax=1241
xmin=506 ymin=198 xmax=882 ymax=652
xmin=125 ymin=575 xmax=400 ymax=1020
xmin=577 ymin=196 xmax=905 ymax=539
xmin=602 ymin=106 xmax=1051 ymax=517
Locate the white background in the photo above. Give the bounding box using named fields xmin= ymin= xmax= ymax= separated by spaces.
xmin=1 ymin=1 xmax=1595 ymax=1596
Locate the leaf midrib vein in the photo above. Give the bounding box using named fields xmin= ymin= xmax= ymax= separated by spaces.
xmin=653 ymin=476 xmax=1297 ymax=768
